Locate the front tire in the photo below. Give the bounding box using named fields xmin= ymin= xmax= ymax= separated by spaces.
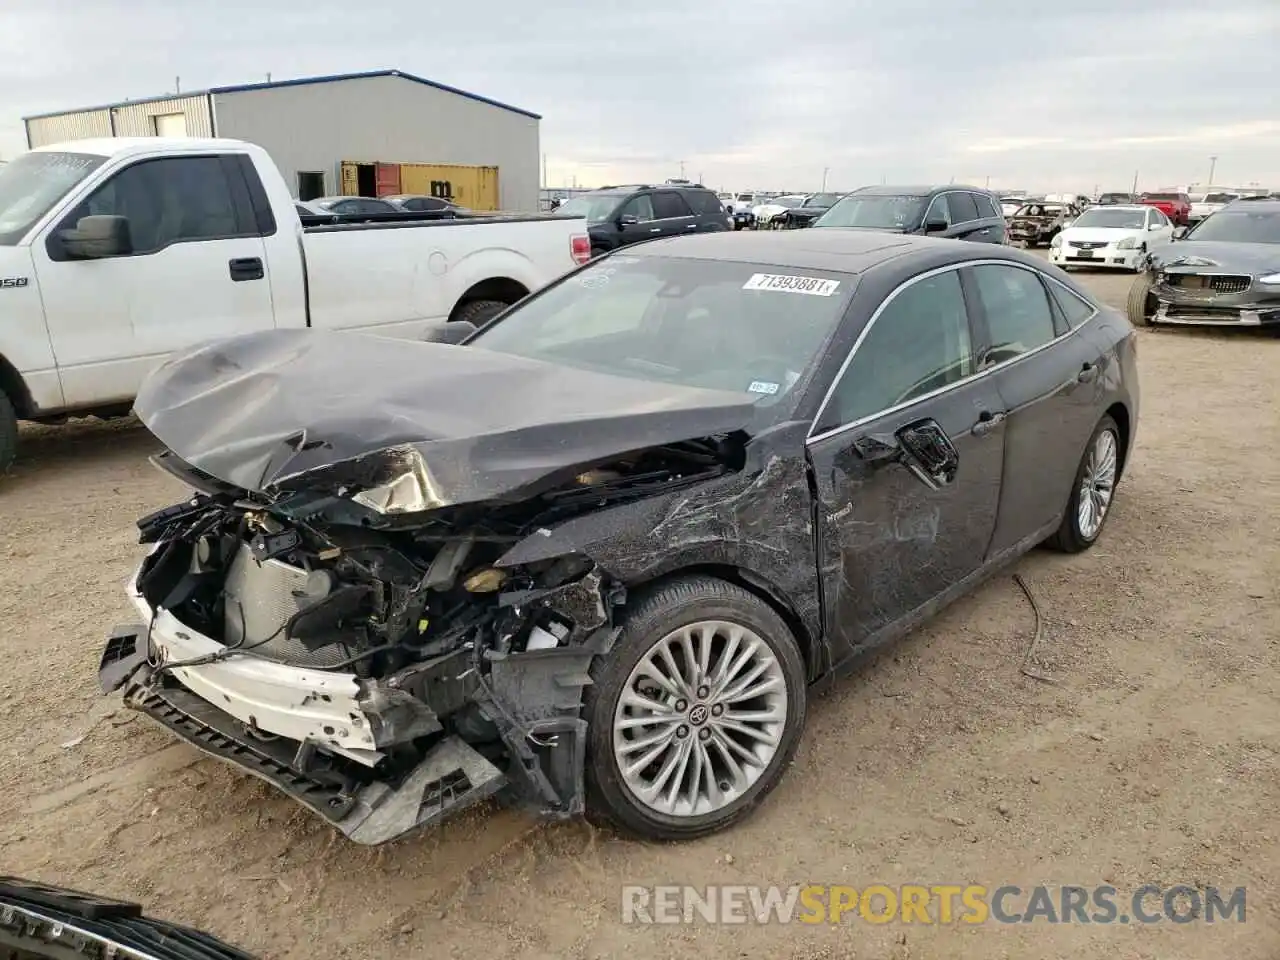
xmin=1126 ymin=273 xmax=1157 ymax=326
xmin=0 ymin=392 xmax=17 ymax=474
xmin=584 ymin=576 xmax=807 ymax=840
xmin=1046 ymin=415 xmax=1122 ymax=553
xmin=454 ymin=298 xmax=511 ymax=328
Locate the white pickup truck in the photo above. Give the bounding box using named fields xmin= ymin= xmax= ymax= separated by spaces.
xmin=0 ymin=137 xmax=590 ymax=470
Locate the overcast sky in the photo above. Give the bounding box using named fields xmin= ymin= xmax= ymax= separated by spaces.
xmin=4 ymin=0 xmax=1278 ymax=193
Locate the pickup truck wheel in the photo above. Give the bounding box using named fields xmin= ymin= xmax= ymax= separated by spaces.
xmin=0 ymin=391 xmax=17 ymax=474
xmin=583 ymin=575 xmax=806 ymax=841
xmin=1126 ymin=274 xmax=1157 ymax=326
xmin=454 ymin=299 xmax=509 ymax=328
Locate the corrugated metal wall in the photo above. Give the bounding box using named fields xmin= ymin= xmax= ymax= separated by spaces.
xmin=213 ymin=74 xmax=539 ymax=210
xmin=109 ymin=96 xmax=213 ymax=137
xmin=25 ymin=110 xmax=112 ymax=148
xmin=24 ymin=96 xmax=212 ymax=148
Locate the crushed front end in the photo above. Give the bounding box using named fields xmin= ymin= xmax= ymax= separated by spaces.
xmin=1150 ymin=268 xmax=1280 ymax=326
xmin=100 ymin=438 xmax=738 ymax=845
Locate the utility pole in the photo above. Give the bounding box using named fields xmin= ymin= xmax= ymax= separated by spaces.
xmin=1207 ymin=155 xmax=1218 ymax=188
xmin=678 ymin=160 xmax=686 ymax=179
xmin=821 ymin=167 xmax=829 ymax=191
xmin=1130 ymin=170 xmax=1139 ymax=195
xmin=985 ymin=175 xmax=990 ymax=189
xmin=175 ymin=76 xmax=181 ymax=94
xmin=266 ymin=72 xmax=272 ymax=82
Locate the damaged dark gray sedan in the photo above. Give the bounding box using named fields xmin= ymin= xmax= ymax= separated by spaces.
xmin=101 ymin=231 xmax=1138 ymax=845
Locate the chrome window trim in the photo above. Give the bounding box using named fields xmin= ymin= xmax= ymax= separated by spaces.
xmin=806 ymin=258 xmax=1097 ymax=445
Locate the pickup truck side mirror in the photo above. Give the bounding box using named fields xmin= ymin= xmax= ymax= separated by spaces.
xmin=421 ymin=320 xmax=476 ymax=345
xmin=923 ymin=219 xmax=950 ymax=234
xmin=60 ymin=215 xmax=132 ymax=259
xmin=618 ymin=214 xmax=640 ymax=227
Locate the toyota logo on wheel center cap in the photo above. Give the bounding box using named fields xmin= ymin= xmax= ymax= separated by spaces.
xmin=688 ymin=703 xmax=710 ymax=726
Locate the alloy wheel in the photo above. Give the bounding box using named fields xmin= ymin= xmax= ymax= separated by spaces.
xmin=611 ymin=620 xmax=788 ymax=819
xmin=1077 ymin=428 xmax=1119 ymax=540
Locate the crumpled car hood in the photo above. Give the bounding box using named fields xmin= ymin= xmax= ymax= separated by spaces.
xmin=1148 ymin=240 xmax=1280 ymax=273
xmin=133 ymin=329 xmax=758 ymax=513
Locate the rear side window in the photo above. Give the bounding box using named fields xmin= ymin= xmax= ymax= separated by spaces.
xmin=948 ymin=192 xmax=980 ymax=223
xmin=682 ymin=189 xmax=723 ymax=216
xmin=1047 ymin=281 xmax=1096 ymax=328
xmin=821 ymin=269 xmax=973 ymax=429
xmin=972 ymin=193 xmax=1000 ymax=219
xmin=406 ymin=197 xmax=449 ymax=211
xmin=970 ymin=264 xmax=1057 ymax=364
xmin=652 ymin=191 xmax=693 ymax=219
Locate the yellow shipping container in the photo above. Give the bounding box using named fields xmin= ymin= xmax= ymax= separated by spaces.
xmin=398 ymin=163 xmax=500 ymax=211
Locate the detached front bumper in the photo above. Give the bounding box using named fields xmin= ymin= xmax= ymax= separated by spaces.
xmin=101 ymin=564 xmax=608 ymax=844
xmin=1152 ymin=277 xmax=1280 ymax=326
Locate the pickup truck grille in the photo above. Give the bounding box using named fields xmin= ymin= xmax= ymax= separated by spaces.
xmin=1165 ymin=274 xmax=1251 ymax=294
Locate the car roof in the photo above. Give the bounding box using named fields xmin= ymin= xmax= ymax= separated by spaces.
xmin=853 ymin=184 xmax=991 ymax=197
xmin=623 ymin=228 xmax=1049 ymax=275
xmin=1223 ymin=198 xmax=1280 ymax=212
xmin=1079 ymin=204 xmax=1149 ymax=212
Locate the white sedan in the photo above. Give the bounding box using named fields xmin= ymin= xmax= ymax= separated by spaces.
xmin=752 ymin=195 xmax=809 ymax=227
xmin=1049 ymin=204 xmax=1174 ymax=271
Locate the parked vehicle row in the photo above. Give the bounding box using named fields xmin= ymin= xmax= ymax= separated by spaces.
xmin=1048 ymin=204 xmax=1174 ymax=272
xmin=0 ymin=136 xmax=591 ymax=470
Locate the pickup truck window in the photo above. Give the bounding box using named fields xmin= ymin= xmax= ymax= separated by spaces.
xmin=56 ymin=156 xmax=250 ymax=257
xmin=0 ymin=151 xmax=106 ymax=246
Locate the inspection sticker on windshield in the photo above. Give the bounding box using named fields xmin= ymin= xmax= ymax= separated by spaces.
xmin=743 ymin=273 xmax=841 ymax=296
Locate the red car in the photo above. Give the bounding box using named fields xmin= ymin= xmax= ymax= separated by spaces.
xmin=1138 ymin=191 xmax=1191 ymax=226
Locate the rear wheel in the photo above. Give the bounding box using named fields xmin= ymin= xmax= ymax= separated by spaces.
xmin=454 ymin=298 xmax=510 ymax=328
xmin=1047 ymin=415 xmax=1121 ymax=553
xmin=0 ymin=391 xmax=17 ymax=474
xmin=584 ymin=576 xmax=807 ymax=840
xmin=1126 ymin=273 xmax=1157 ymax=326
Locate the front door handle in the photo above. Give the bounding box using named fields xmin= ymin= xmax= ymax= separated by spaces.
xmin=229 ymin=257 xmax=264 ymax=282
xmin=1077 ymin=362 xmax=1099 ymax=383
xmin=650 ymin=227 xmax=662 ymax=233
xmin=972 ymin=410 xmax=1006 ymax=436
xmin=686 ymin=223 xmax=697 ymax=229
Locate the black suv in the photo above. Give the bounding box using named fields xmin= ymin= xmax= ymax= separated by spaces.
xmin=556 ymin=184 xmax=731 ymax=255
xmin=813 ymin=184 xmax=1008 ymax=243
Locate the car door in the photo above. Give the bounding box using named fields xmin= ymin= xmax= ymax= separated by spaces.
xmin=969 ymin=192 xmax=1008 ymax=243
xmin=965 ymin=262 xmax=1104 ymax=556
xmin=1147 ymin=207 xmax=1173 ymax=245
xmin=806 ymin=266 xmax=1007 ymax=665
xmin=32 ymin=154 xmax=274 ymax=409
xmin=650 ymin=190 xmax=698 ymax=238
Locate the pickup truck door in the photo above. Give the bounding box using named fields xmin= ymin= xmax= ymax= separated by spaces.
xmin=31 ymin=154 xmax=276 ymax=408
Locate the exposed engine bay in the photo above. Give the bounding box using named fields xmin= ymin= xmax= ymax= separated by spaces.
xmin=102 ymin=437 xmax=743 ymax=845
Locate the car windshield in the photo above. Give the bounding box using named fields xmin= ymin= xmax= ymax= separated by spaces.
xmin=1072 ymin=208 xmax=1147 ymax=229
xmin=813 ymin=194 xmax=926 ymax=229
xmin=804 ymin=193 xmax=841 ymax=207
xmin=772 ymin=196 xmax=806 ymax=208
xmin=0 ymin=151 xmax=106 ymax=245
xmin=1143 ymin=194 xmax=1179 ymax=201
xmin=1184 ymin=210 xmax=1280 ymax=244
xmin=556 ymin=194 xmax=624 ymax=222
xmin=1204 ymin=193 xmax=1238 ymax=204
xmin=470 ymin=254 xmax=852 ymax=402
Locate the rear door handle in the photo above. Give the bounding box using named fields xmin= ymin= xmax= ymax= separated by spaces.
xmin=650 ymin=227 xmax=662 ymax=233
xmin=972 ymin=410 xmax=1006 ymax=436
xmin=686 ymin=223 xmax=697 ymax=229
xmin=229 ymin=257 xmax=264 ymax=282
xmin=1077 ymin=362 xmax=1099 ymax=383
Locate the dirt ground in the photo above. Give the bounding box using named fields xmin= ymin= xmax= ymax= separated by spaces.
xmin=1 ymin=263 xmax=1276 ymax=960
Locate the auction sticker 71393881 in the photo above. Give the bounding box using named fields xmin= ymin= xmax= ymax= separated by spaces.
xmin=743 ymin=274 xmax=841 ymax=296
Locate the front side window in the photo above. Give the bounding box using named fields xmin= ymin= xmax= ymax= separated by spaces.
xmin=821 ymin=269 xmax=973 ymax=430
xmin=815 ymin=194 xmax=927 ymax=229
xmin=948 ymin=192 xmax=980 ymax=224
xmin=619 ymin=194 xmax=656 ymax=221
xmin=471 ymin=255 xmax=853 ymax=403
xmin=924 ymin=194 xmax=954 ymax=225
xmin=970 ymin=264 xmax=1057 ymax=364
xmin=62 ymin=156 xmax=241 ymax=254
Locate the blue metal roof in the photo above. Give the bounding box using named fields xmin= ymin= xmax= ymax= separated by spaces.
xmin=23 ymin=69 xmax=541 ymax=121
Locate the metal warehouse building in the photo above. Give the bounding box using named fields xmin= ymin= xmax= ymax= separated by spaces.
xmin=22 ymin=69 xmax=541 ymax=211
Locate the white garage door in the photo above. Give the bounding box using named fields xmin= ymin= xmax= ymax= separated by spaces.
xmin=152 ymin=113 xmax=188 ymax=137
